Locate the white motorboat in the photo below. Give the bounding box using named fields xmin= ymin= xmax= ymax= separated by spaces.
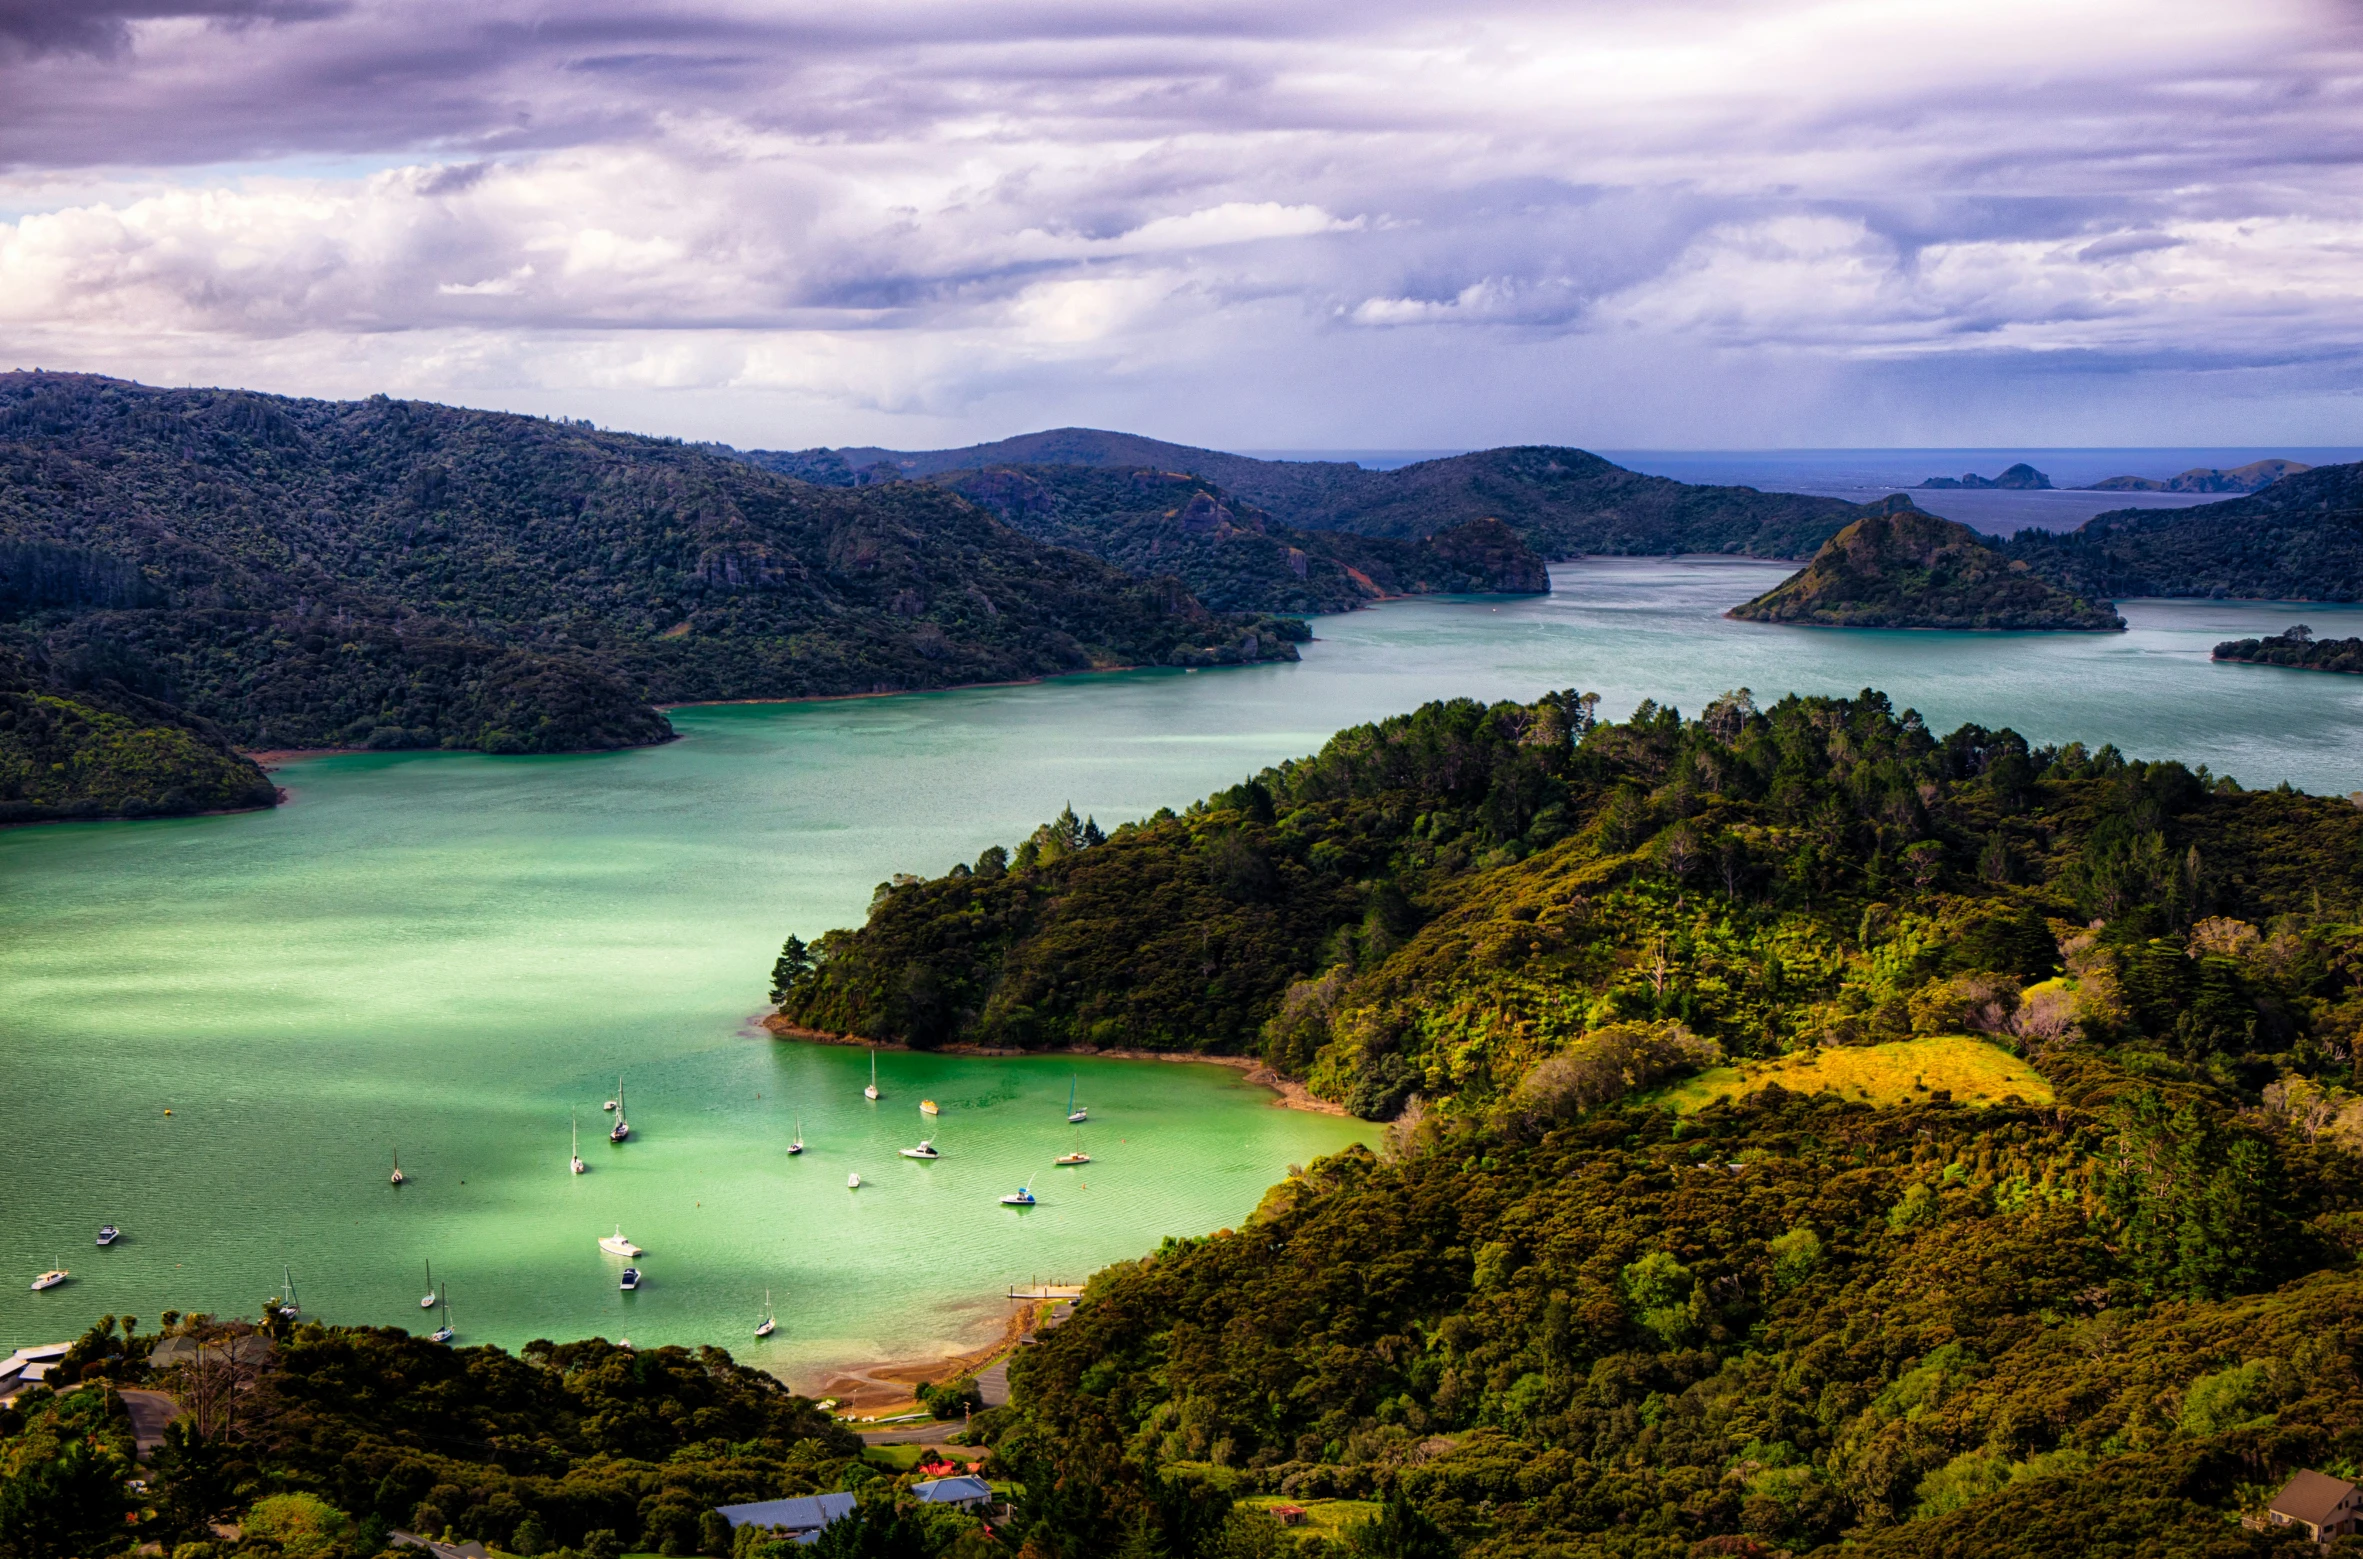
xmin=1000 ymin=1184 xmax=1037 ymax=1207
xmin=864 ymin=1051 xmax=880 ymax=1101
xmin=847 ymin=1172 xmax=862 ymax=1189
xmin=420 ymin=1260 xmax=438 ymax=1309
xmin=96 ymin=1225 xmax=120 ymax=1246
xmin=429 ymin=1298 xmax=454 ymax=1344
xmin=1066 ymin=1075 xmax=1087 ymax=1125
xmin=898 ymin=1139 xmax=941 ymax=1160
xmin=1056 ymin=1150 xmax=1091 ymax=1166
xmin=571 ymin=1111 xmax=587 ymax=1175
xmin=754 ymin=1290 xmax=776 ymax=1338
xmin=787 ymin=1117 xmax=804 ymax=1156
xmin=600 ymin=1226 xmax=643 ymax=1258
xmin=390 ymin=1148 xmax=406 ymax=1186
xmin=618 ymin=1268 xmax=641 ymax=1292
xmin=30 ymin=1265 xmax=67 ymax=1292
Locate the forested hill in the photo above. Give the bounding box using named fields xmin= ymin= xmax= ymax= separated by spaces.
xmin=730 ymin=431 xmax=1864 ymax=561
xmin=0 ymin=374 xmax=1302 ymax=766
xmin=2007 ymin=459 xmax=2363 ymax=601
xmin=936 ymin=464 xmax=1548 ymax=614
xmin=767 ymin=691 xmax=2363 ymax=1558
xmin=0 ymin=640 xmax=278 ymax=823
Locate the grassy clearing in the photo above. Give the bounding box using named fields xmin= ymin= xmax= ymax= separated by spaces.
xmin=1662 ymin=1034 xmax=2053 ymax=1114
xmin=1239 ymin=1497 xmax=1381 ymax=1536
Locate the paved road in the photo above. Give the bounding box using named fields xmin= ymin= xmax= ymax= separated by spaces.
xmin=118 ymin=1390 xmax=179 ymax=1461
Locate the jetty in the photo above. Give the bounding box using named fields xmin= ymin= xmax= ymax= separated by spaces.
xmin=1007 ymin=1283 xmax=1085 ymax=1300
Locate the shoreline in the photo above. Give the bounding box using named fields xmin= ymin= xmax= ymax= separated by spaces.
xmin=763 ymin=1018 xmax=1350 ymax=1117
xmin=803 ymin=1302 xmax=1035 ymax=1416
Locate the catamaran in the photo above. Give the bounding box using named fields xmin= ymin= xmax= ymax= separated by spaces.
xmin=571 ymin=1112 xmax=587 ymax=1175
xmin=1000 ymin=1183 xmax=1037 ymax=1207
xmin=898 ymin=1138 xmax=941 ymax=1160
xmin=599 ymin=1226 xmax=643 ymax=1257
xmin=30 ymin=1263 xmax=66 ymax=1292
xmin=609 ymin=1077 xmax=630 ymax=1142
xmin=864 ymin=1052 xmax=880 ymax=1101
xmin=420 ymin=1260 xmax=438 ymax=1309
xmin=1066 ymin=1076 xmax=1088 ymax=1124
xmin=787 ymin=1117 xmax=804 ymax=1156
xmin=390 ymin=1148 xmax=406 ymax=1186
xmin=429 ymin=1297 xmax=455 ymax=1344
xmin=755 ymin=1290 xmax=777 ymax=1338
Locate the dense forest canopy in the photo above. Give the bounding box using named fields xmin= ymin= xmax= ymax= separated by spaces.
xmin=0 ymin=374 xmax=1301 ymax=775
xmin=2006 ymin=462 xmax=2363 ymax=603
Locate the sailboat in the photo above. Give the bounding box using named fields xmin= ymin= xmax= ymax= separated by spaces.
xmin=1000 ymin=1183 xmax=1037 ymax=1206
xmin=429 ymin=1296 xmax=455 ymax=1344
xmin=1055 ymin=1133 xmax=1091 ymax=1167
xmin=390 ymin=1148 xmax=406 ymax=1186
xmin=864 ymin=1051 xmax=880 ymax=1101
xmin=277 ymin=1268 xmax=301 ymax=1320
xmin=787 ymin=1117 xmax=804 ymax=1156
xmin=30 ymin=1263 xmax=67 ymax=1292
xmin=609 ymin=1077 xmax=630 ymax=1142
xmin=1067 ymin=1075 xmax=1088 ymax=1124
xmin=420 ymin=1260 xmax=438 ymax=1309
xmin=571 ymin=1112 xmax=587 ymax=1175
xmin=755 ymin=1290 xmax=776 ymax=1339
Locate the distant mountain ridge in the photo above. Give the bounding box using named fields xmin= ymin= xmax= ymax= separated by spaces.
xmin=2005 ymin=461 xmax=2363 ymax=602
xmin=0 ymin=375 xmax=1303 ymax=814
xmin=2083 ymin=458 xmax=2308 ymax=494
xmin=727 ymin=428 xmax=1865 ymax=561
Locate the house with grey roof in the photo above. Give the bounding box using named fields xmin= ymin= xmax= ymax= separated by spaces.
xmin=910 ymin=1475 xmax=993 ymax=1511
xmin=713 ymin=1493 xmax=857 ymax=1545
xmin=2269 ymin=1470 xmax=2363 ymax=1543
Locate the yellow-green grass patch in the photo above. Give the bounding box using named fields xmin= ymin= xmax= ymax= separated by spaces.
xmin=1238 ymin=1497 xmax=1381 ymax=1536
xmin=1662 ymin=1034 xmax=2052 ymax=1114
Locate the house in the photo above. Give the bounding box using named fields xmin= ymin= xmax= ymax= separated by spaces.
xmin=1268 ymin=1506 xmax=1308 ymax=1527
xmin=0 ymin=1343 xmax=73 ymax=1401
xmin=910 ymin=1476 xmax=993 ymax=1512
xmin=713 ymin=1494 xmax=858 ymax=1545
xmin=2268 ymin=1470 xmax=2363 ymax=1542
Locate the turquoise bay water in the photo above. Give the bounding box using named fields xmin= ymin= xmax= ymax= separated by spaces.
xmin=5 ymin=561 xmax=2362 ymax=1378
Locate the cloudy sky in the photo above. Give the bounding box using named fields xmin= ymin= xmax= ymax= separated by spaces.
xmin=1 ymin=0 xmax=2359 ymax=450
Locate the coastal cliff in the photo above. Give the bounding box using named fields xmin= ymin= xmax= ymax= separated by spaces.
xmin=1727 ymin=497 xmax=2124 ymax=629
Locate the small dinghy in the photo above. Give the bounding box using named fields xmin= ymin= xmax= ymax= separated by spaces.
xmin=847 ymin=1172 xmax=862 ymax=1189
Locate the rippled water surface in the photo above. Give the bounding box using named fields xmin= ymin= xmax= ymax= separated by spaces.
xmin=5 ymin=561 xmax=2361 ymax=1376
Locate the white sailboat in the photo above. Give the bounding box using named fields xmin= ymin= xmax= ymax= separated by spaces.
xmin=1067 ymin=1075 xmax=1088 ymax=1124
xmin=30 ymin=1262 xmax=67 ymax=1292
xmin=420 ymin=1260 xmax=438 ymax=1309
xmin=429 ymin=1296 xmax=455 ymax=1344
xmin=754 ymin=1289 xmax=777 ymax=1338
xmin=390 ymin=1147 xmax=406 ymax=1186
xmin=1055 ymin=1132 xmax=1090 ymax=1167
xmin=609 ymin=1077 xmax=630 ymax=1142
xmin=787 ymin=1117 xmax=804 ymax=1156
xmin=864 ymin=1051 xmax=880 ymax=1101
xmin=277 ymin=1267 xmax=300 ymax=1320
xmin=571 ymin=1112 xmax=587 ymax=1175
xmin=599 ymin=1225 xmax=643 ymax=1257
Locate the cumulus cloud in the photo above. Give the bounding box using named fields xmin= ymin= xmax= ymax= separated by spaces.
xmin=0 ymin=0 xmax=2360 ymax=445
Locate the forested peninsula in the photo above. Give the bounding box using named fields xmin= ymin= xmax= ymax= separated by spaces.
xmin=1727 ymin=500 xmax=2124 ymax=631
xmin=2005 ymin=460 xmax=2363 ymax=602
xmin=758 ymin=688 xmax=2363 ymax=1557
xmin=2214 ymin=624 xmax=2363 ymax=674
xmin=0 ymin=374 xmax=1303 ymax=804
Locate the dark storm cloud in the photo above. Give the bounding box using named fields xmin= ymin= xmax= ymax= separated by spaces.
xmin=0 ymin=0 xmax=344 ymax=61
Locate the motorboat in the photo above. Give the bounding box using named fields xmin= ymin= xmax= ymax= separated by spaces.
xmin=1055 ymin=1150 xmax=1091 ymax=1166
xmin=999 ymin=1184 xmax=1037 ymax=1207
xmin=755 ymin=1290 xmax=776 ymax=1339
xmin=390 ymin=1148 xmax=406 ymax=1186
xmin=847 ymin=1172 xmax=862 ymax=1189
xmin=618 ymin=1268 xmax=641 ymax=1292
xmin=920 ymin=1099 xmax=940 ymax=1116
xmin=609 ymin=1078 xmax=630 ymax=1142
xmin=600 ymin=1226 xmax=643 ymax=1258
xmin=1066 ymin=1076 xmax=1087 ymax=1125
xmin=30 ymin=1265 xmax=67 ymax=1292
xmin=95 ymin=1225 xmax=120 ymax=1247
xmin=421 ymin=1260 xmax=438 ymax=1308
xmin=571 ymin=1111 xmax=587 ymax=1175
xmin=788 ymin=1117 xmax=804 ymax=1156
xmin=429 ymin=1299 xmax=454 ymax=1344
xmin=864 ymin=1051 xmax=880 ymax=1102
xmin=898 ymin=1139 xmax=941 ymax=1160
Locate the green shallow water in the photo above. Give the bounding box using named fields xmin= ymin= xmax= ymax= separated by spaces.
xmin=6 ymin=560 xmax=2363 ymax=1377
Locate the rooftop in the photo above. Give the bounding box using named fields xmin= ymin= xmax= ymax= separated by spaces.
xmin=2271 ymin=1469 xmax=2357 ymax=1527
xmin=714 ymin=1494 xmax=857 ymax=1534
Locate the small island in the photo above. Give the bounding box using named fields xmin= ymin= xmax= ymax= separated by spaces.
xmin=2214 ymin=623 xmax=2363 ymax=674
xmin=1727 ymin=497 xmax=2125 ymax=630
xmin=2087 ymin=458 xmax=2307 ymax=494
xmin=1918 ymin=461 xmax=2052 ymax=490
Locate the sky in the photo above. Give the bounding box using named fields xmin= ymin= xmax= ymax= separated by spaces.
xmin=1 ymin=0 xmax=2360 ymax=451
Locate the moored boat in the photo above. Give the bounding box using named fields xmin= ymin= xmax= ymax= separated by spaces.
xmin=864 ymin=1051 xmax=880 ymax=1101
xmin=755 ymin=1289 xmax=776 ymax=1338
xmin=618 ymin=1267 xmax=641 ymax=1292
xmin=847 ymin=1172 xmax=862 ymax=1188
xmin=95 ymin=1225 xmax=120 ymax=1246
xmin=30 ymin=1264 xmax=67 ymax=1292
xmin=429 ymin=1297 xmax=455 ymax=1343
xmin=609 ymin=1077 xmax=630 ymax=1142
xmin=788 ymin=1116 xmax=804 ymax=1155
xmin=390 ymin=1148 xmax=406 ymax=1186
xmin=420 ymin=1260 xmax=438 ymax=1308
xmin=898 ymin=1139 xmax=941 ymax=1160
xmin=571 ymin=1111 xmax=587 ymax=1175
xmin=1066 ymin=1075 xmax=1087 ymax=1124
xmin=920 ymin=1099 xmax=940 ymax=1116
xmin=1000 ymin=1184 xmax=1037 ymax=1207
xmin=1056 ymin=1150 xmax=1091 ymax=1166
xmin=600 ymin=1226 xmax=643 ymax=1257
